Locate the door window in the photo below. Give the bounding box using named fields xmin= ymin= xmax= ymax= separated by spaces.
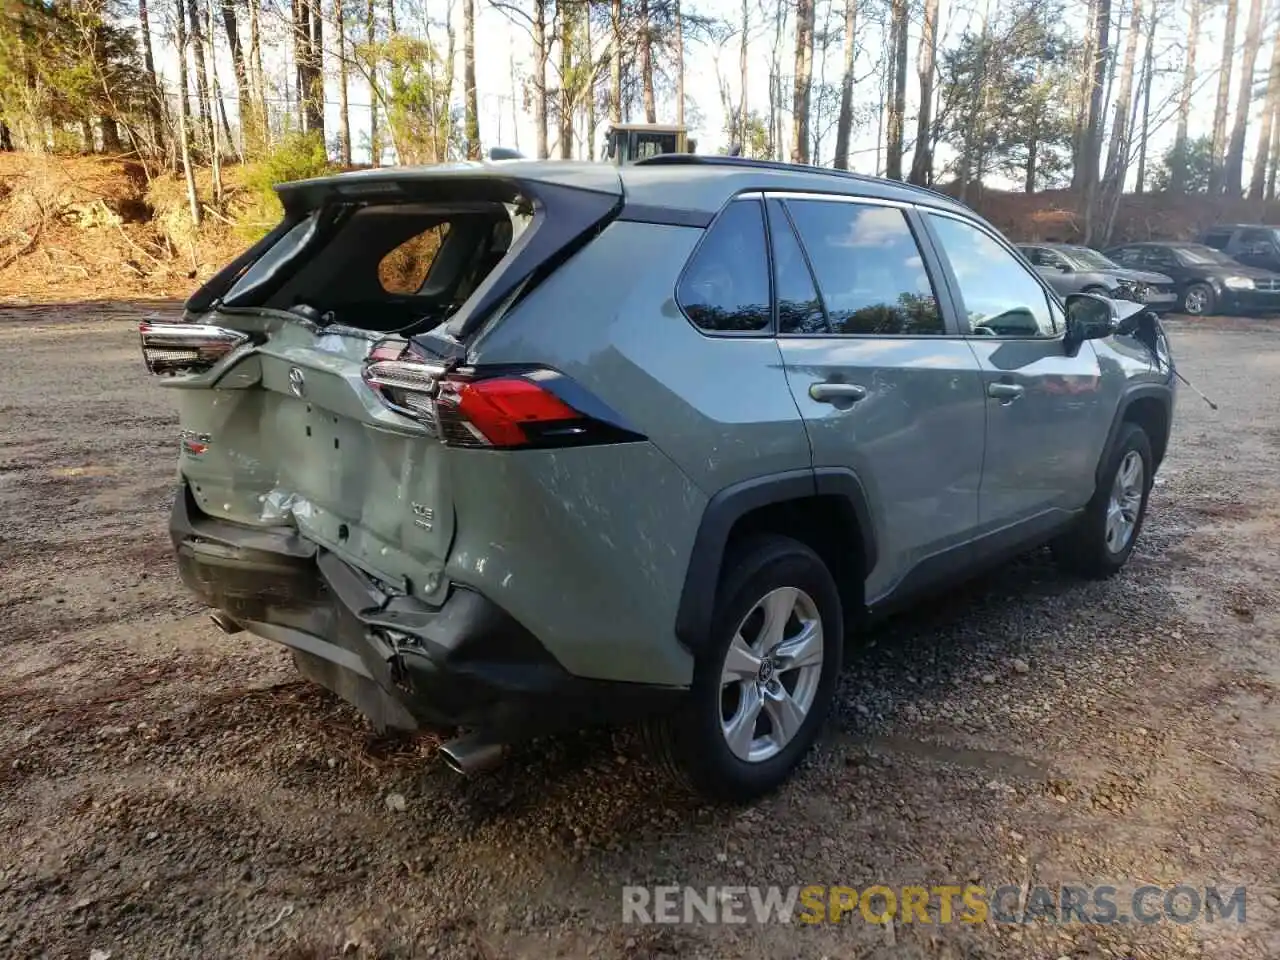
xmin=784 ymin=199 xmax=944 ymax=335
xmin=1202 ymin=230 xmax=1233 ymax=251
xmin=767 ymin=200 xmax=827 ymax=334
xmin=676 ymin=199 xmax=772 ymax=332
xmin=927 ymin=214 xmax=1057 ymax=338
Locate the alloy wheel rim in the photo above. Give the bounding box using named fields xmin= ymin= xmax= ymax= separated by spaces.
xmin=1105 ymin=450 xmax=1144 ymax=554
xmin=718 ymin=586 xmax=824 ymax=763
xmin=1185 ymin=289 xmax=1207 ymax=314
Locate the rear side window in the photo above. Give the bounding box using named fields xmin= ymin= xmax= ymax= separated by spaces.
xmin=784 ymin=199 xmax=944 ymax=335
xmin=1203 ymin=230 xmax=1233 ymax=250
xmin=677 ymin=199 xmax=771 ymax=333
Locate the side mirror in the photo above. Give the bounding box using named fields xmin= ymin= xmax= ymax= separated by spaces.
xmin=1064 ymin=292 xmax=1115 ymax=349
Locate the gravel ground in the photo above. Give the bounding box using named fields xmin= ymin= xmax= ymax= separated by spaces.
xmin=1 ymin=302 xmax=1278 ymax=960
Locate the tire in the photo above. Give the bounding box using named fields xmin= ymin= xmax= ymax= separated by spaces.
xmin=1181 ymin=282 xmax=1215 ymax=316
xmin=1052 ymin=422 xmax=1153 ymax=579
xmin=646 ymin=535 xmax=843 ymax=802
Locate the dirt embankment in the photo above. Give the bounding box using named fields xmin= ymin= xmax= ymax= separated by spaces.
xmin=0 ymin=153 xmax=250 ymax=304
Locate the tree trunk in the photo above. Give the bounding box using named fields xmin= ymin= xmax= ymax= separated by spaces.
xmin=334 ymin=0 xmax=351 ymax=163
xmin=674 ymin=0 xmax=685 ymax=127
xmin=175 ymin=0 xmax=202 ymax=227
xmin=1080 ymin=0 xmax=1111 ymax=242
xmin=463 ymin=0 xmax=479 ymax=158
xmin=609 ymin=0 xmax=622 ymax=123
xmin=559 ymin=4 xmax=574 ymax=158
xmin=205 ymin=4 xmax=234 ymax=152
xmin=510 ymin=47 xmax=521 ymax=151
xmin=138 ymin=0 xmax=164 ymax=147
xmin=366 ymin=0 xmax=378 ymax=164
xmin=1209 ymin=0 xmax=1239 ymax=194
xmin=585 ymin=11 xmax=596 ymax=158
xmin=885 ymin=0 xmax=908 ymax=179
xmin=1170 ymin=0 xmax=1200 ymax=192
xmin=908 ymin=0 xmax=937 ymax=184
xmin=791 ymin=0 xmax=815 ymax=163
xmin=1103 ymin=0 xmax=1142 ymax=187
xmin=833 ymin=0 xmax=858 ymax=170
xmin=1071 ymin=0 xmax=1099 ymax=190
xmin=221 ymin=0 xmax=251 ymax=154
xmin=639 ymin=0 xmax=656 ymax=123
xmin=1134 ymin=2 xmax=1157 ymax=192
xmin=1251 ymin=33 xmax=1280 ymax=198
xmin=741 ymin=0 xmax=751 ymax=149
xmin=309 ymin=0 xmax=325 ymax=140
xmin=533 ymin=0 xmax=549 ymax=158
xmin=1269 ymin=99 xmax=1280 ymax=198
xmin=188 ymin=0 xmax=213 ymax=149
xmin=248 ymin=0 xmax=268 ymax=146
xmin=1225 ymin=0 xmax=1264 ymax=194
xmin=0 ymin=122 xmax=12 ymax=151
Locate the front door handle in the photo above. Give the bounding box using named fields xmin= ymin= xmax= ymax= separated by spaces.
xmin=987 ymin=382 xmax=1025 ymax=402
xmin=809 ymin=382 xmax=868 ymax=403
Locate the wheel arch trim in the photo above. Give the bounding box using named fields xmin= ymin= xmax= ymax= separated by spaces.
xmin=674 ymin=468 xmax=877 ymax=652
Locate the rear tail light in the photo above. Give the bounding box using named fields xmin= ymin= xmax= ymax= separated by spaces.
xmin=362 ymin=340 xmax=642 ymax=449
xmin=139 ymin=319 xmax=249 ymax=376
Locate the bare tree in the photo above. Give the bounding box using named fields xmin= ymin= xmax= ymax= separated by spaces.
xmin=1080 ymin=0 xmax=1111 ymax=200
xmin=674 ymin=0 xmax=685 ymax=126
xmin=833 ymin=0 xmax=858 ymax=170
xmin=188 ymin=0 xmax=213 ymax=147
xmin=609 ymin=0 xmax=622 ymax=122
xmin=335 ymin=0 xmax=352 ymax=163
xmin=884 ymin=0 xmax=908 ymax=179
xmin=1104 ymin=0 xmax=1142 ymax=187
xmin=1170 ymin=0 xmax=1200 ymax=192
xmin=639 ymin=0 xmax=656 ymax=122
xmin=908 ymin=0 xmax=939 ymax=183
xmin=462 ymin=0 xmax=479 ymax=157
xmin=175 ymin=0 xmax=202 ymax=227
xmin=138 ymin=0 xmax=165 ymax=146
xmin=1208 ymin=0 xmax=1239 ymax=194
xmin=791 ymin=0 xmax=816 ymax=162
xmin=367 ymin=0 xmax=380 ymax=163
xmin=1225 ymin=0 xmax=1265 ymax=193
xmin=1134 ymin=0 xmax=1159 ymax=192
xmin=1251 ymin=29 xmax=1280 ymax=198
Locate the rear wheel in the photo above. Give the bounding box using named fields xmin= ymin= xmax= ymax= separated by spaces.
xmin=646 ymin=536 xmax=843 ymax=802
xmin=1182 ymin=282 xmax=1215 ymax=316
xmin=1052 ymin=422 xmax=1153 ymax=579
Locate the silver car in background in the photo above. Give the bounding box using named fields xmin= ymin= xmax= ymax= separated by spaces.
xmin=1021 ymin=243 xmax=1179 ymax=313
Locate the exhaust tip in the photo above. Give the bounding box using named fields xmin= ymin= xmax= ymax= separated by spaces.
xmin=210 ymin=610 xmax=243 ymax=635
xmin=439 ymin=733 xmax=507 ymax=777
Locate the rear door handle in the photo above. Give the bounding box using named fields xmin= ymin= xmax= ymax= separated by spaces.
xmin=809 ymin=382 xmax=868 ymax=403
xmin=987 ymin=382 xmax=1025 ymax=402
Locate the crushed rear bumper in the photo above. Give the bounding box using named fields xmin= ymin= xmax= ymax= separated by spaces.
xmin=169 ymin=485 xmax=682 ymax=738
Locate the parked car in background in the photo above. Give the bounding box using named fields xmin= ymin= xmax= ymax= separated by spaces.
xmin=1020 ymin=243 xmax=1178 ymax=312
xmin=1199 ymin=224 xmax=1280 ymax=274
xmin=1104 ymin=241 xmax=1280 ymax=316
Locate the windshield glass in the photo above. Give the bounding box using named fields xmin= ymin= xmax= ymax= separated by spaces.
xmin=1174 ymin=245 xmax=1240 ymax=266
xmin=1063 ymin=247 xmax=1120 ymax=270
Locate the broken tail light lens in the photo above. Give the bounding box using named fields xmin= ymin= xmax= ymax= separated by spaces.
xmin=362 ymin=341 xmax=642 ymax=449
xmin=138 ymin=319 xmax=249 ymax=376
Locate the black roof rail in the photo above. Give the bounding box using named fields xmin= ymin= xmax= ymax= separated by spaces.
xmin=631 ymin=153 xmax=963 ymax=206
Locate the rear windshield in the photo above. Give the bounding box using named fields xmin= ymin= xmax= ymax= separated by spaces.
xmin=222 ymin=201 xmax=531 ymax=335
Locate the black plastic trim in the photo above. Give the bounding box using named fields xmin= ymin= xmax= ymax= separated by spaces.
xmin=675 ymin=468 xmax=876 ymax=652
xmin=1095 ymin=384 xmax=1174 ymax=487
xmin=617 ymin=203 xmax=713 ymax=228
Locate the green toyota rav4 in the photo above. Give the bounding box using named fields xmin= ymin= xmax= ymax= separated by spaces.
xmin=140 ymin=156 xmax=1175 ymax=800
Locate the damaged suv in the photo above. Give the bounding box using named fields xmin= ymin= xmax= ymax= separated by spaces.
xmin=140 ymin=156 xmax=1175 ymax=801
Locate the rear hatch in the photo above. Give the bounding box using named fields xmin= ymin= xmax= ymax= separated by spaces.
xmin=143 ymin=163 xmax=622 ymax=605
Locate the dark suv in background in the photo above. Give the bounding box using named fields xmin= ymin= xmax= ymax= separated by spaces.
xmin=1106 ymin=241 xmax=1280 ymax=316
xmin=1200 ymin=224 xmax=1280 ymax=274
